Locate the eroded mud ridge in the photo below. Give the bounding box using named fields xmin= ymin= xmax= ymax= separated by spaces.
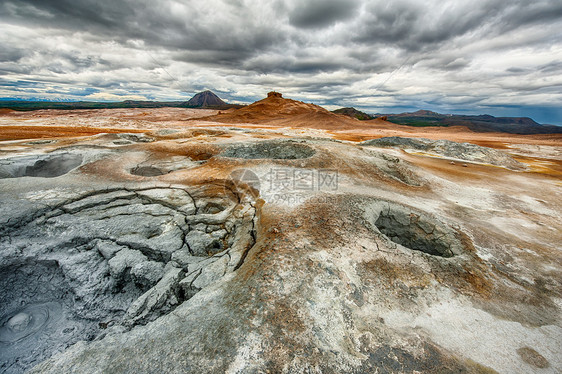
xmin=369 ymin=201 xmax=465 ymax=257
xmin=0 ymin=186 xmax=257 ymax=374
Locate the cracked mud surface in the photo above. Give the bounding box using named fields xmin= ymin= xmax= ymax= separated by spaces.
xmin=0 ymin=183 xmax=256 ymax=373
xmin=0 ymin=109 xmax=560 ymax=374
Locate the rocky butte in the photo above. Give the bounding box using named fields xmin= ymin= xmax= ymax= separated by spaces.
xmin=0 ymin=92 xmax=560 ymax=373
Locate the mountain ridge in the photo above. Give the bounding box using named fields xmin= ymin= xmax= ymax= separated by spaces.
xmin=381 ymin=110 xmax=560 ymax=134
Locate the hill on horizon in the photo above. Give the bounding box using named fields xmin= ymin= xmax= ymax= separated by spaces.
xmin=332 ymin=107 xmax=373 ymax=120
xmin=185 ymin=90 xmax=226 ymax=108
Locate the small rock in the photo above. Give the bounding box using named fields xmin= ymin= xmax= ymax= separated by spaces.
xmin=124 ymin=266 xmax=185 ymax=325
xmin=185 ymin=230 xmax=222 ymax=256
xmin=131 ymin=261 xmax=165 ymax=289
xmin=205 ymin=224 xmax=222 ymax=233
xmin=108 ymin=249 xmax=148 ymax=281
xmin=95 ymin=240 xmax=125 ymax=260
xmin=210 ymin=229 xmax=228 ymax=240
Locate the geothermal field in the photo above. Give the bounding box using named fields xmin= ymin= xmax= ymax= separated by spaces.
xmin=0 ymin=93 xmax=561 ymax=374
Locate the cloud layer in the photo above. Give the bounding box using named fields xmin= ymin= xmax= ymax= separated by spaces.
xmin=1 ymin=0 xmax=561 ymax=123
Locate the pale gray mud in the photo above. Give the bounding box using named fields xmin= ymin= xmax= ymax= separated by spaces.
xmin=0 ymin=129 xmax=560 ymax=374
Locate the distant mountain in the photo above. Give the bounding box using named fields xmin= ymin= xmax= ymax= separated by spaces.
xmin=383 ymin=110 xmax=562 ymax=134
xmin=332 ymin=107 xmax=373 ymax=120
xmin=185 ymin=90 xmax=226 ymax=108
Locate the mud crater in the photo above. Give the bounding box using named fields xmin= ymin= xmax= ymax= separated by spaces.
xmin=0 ymin=154 xmax=83 ymax=179
xmin=130 ymin=165 xmax=167 ymax=177
xmin=370 ymin=202 xmax=465 ymax=258
xmin=129 ymin=156 xmax=202 ymax=177
xmin=0 ymin=261 xmax=109 ymax=374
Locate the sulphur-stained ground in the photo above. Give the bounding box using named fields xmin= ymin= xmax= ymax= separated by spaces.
xmin=0 ymin=107 xmax=560 ymax=373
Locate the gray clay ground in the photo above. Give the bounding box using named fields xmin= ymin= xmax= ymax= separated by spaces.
xmin=0 ymin=127 xmax=560 ymax=374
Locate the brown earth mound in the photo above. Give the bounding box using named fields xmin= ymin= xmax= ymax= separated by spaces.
xmin=199 ymin=92 xmax=390 ymax=130
xmin=0 ymin=108 xmax=15 ymax=115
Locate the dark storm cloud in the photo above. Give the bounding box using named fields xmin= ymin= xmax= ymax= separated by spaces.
xmin=501 ymin=0 xmax=562 ymax=29
xmin=0 ymin=0 xmax=561 ymax=123
xmin=538 ymin=60 xmax=562 ymax=73
xmin=289 ymin=0 xmax=360 ymax=29
xmin=0 ymin=45 xmax=26 ymax=62
xmin=0 ymin=78 xmax=42 ymax=88
xmin=354 ymin=0 xmax=562 ymax=50
xmin=353 ymin=1 xmax=498 ymax=51
xmin=1 ymin=0 xmax=132 ymax=31
xmin=1 ymin=0 xmax=283 ymax=55
xmin=242 ymin=54 xmax=354 ymax=74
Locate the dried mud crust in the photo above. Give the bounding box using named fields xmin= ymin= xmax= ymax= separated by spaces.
xmin=0 ymin=185 xmax=257 ymax=374
xmin=361 ymin=149 xmax=425 ymax=186
xmin=219 ymin=140 xmax=316 ymax=160
xmin=361 ymin=136 xmax=525 ymax=170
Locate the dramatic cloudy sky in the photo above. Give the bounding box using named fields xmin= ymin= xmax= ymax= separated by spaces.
xmin=1 ymin=0 xmax=562 ymax=123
